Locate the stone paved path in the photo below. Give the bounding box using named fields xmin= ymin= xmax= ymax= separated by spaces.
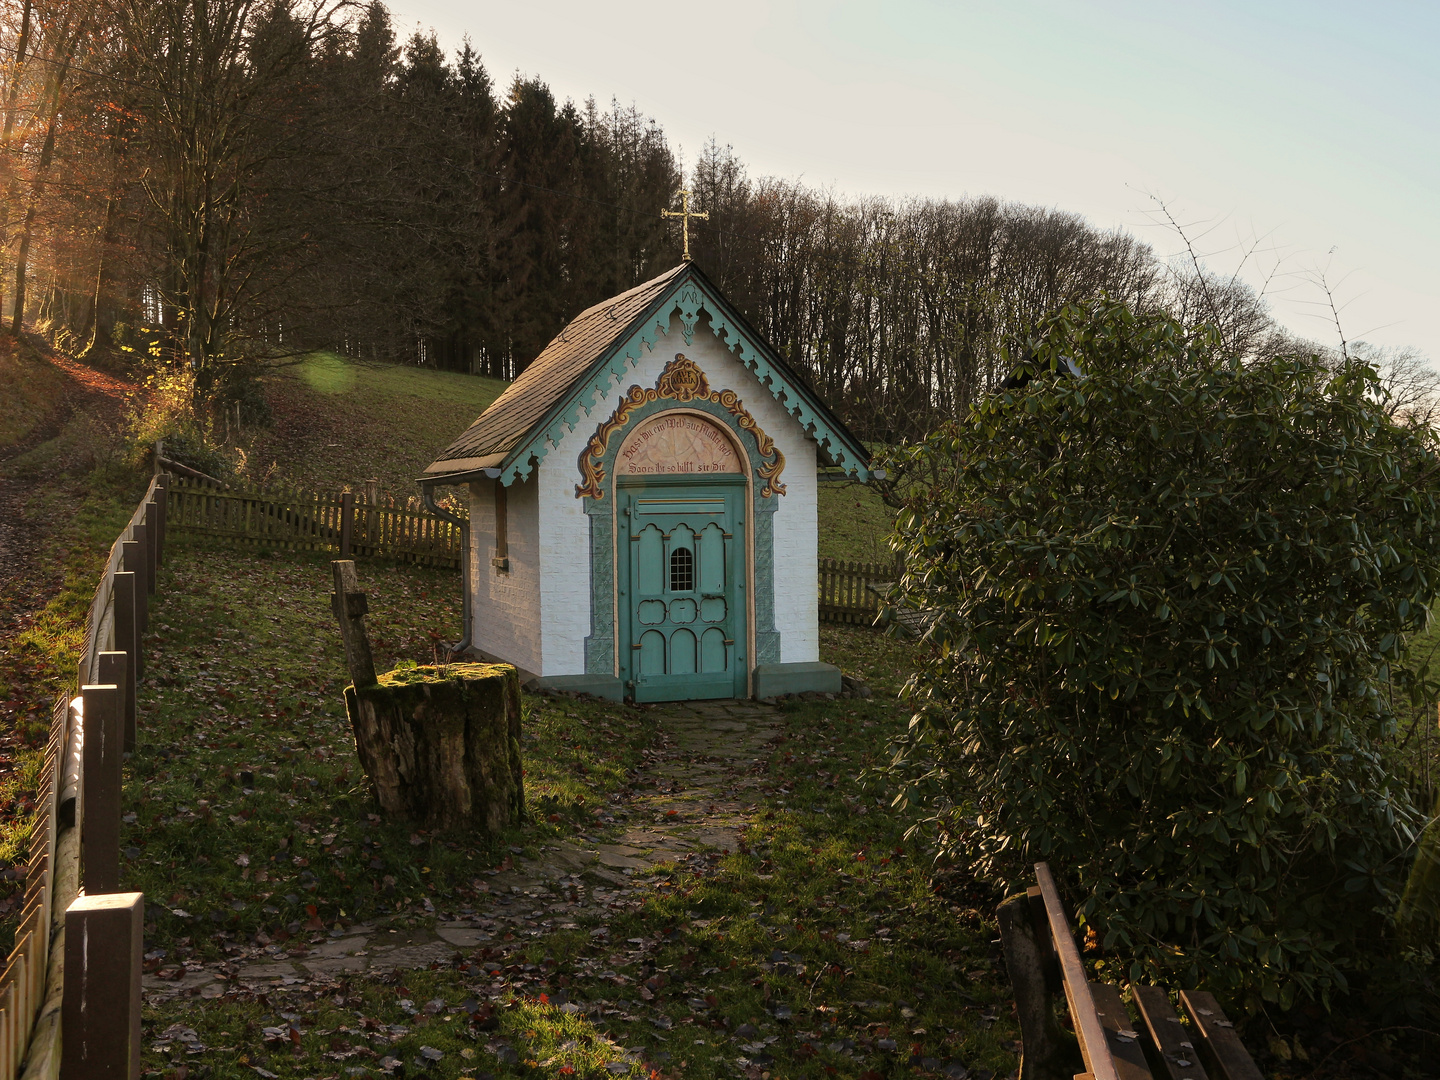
xmin=145 ymin=698 xmax=783 ymax=1002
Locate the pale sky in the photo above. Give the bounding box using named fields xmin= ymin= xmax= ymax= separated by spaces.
xmin=390 ymin=0 xmax=1438 ymax=361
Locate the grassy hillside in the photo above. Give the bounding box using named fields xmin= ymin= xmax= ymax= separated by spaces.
xmin=243 ymin=353 xmax=898 ymax=561
xmin=238 ymin=353 xmax=507 ymax=497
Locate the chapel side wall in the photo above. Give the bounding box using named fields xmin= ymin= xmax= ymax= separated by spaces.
xmin=537 ymin=456 xmax=590 ymax=677
xmin=768 ymin=436 xmax=819 ymax=663
xmin=467 ymin=479 xmax=543 ymax=677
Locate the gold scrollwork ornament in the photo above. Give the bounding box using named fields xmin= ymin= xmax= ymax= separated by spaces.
xmin=575 ymin=353 xmax=786 ymax=500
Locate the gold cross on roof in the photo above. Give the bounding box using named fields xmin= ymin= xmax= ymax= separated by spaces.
xmin=663 ymin=189 xmax=709 ymax=261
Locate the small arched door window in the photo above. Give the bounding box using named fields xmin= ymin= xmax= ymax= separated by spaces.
xmin=670 ymin=547 xmax=694 ymax=592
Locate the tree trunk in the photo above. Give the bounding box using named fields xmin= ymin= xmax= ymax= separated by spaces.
xmin=10 ymin=12 xmax=86 ymax=338
xmin=343 ymin=663 xmax=525 ymax=833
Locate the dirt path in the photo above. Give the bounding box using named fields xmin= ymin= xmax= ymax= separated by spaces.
xmin=0 ymin=344 xmax=133 ymax=599
xmin=144 ymin=700 xmax=781 ymax=1002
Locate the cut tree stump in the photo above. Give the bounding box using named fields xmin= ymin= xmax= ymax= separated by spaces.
xmin=343 ymin=662 xmax=525 ymax=832
xmin=331 ymin=559 xmax=523 ymax=832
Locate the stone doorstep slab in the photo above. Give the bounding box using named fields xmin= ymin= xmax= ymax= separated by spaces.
xmin=235 ymin=961 xmax=300 ymax=980
xmin=672 ymin=718 xmax=750 ymax=733
xmin=596 ymin=848 xmax=649 ymax=870
xmin=301 ymin=955 xmax=369 ymax=976
xmin=312 ymin=935 xmax=370 ymax=958
xmin=143 ymin=969 xmax=222 ymax=995
xmin=367 ymin=941 xmax=458 ymax=971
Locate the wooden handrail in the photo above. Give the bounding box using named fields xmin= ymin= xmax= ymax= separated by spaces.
xmin=1034 ymin=861 xmax=1120 ymax=1080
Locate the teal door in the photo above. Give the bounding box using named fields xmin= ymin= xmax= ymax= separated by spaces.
xmin=618 ymin=479 xmax=747 ymax=702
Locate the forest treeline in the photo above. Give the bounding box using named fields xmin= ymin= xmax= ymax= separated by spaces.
xmin=0 ymin=0 xmax=1417 ymax=442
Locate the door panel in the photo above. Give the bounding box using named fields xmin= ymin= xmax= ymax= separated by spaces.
xmin=671 ymin=629 xmax=697 ymax=674
xmin=639 ymin=629 xmax=666 ymax=674
xmin=620 ymin=480 xmax=746 ymax=701
xmin=700 ymin=627 xmax=727 ymax=673
xmin=637 ymin=525 xmax=664 ymax=593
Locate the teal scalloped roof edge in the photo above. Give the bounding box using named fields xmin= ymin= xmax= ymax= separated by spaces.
xmin=497 ymin=271 xmax=871 ymax=487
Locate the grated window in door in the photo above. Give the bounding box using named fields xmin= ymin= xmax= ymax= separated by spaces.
xmin=670 ymin=546 xmax=694 ymax=592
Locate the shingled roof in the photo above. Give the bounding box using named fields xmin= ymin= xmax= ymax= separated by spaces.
xmin=423 ymin=262 xmax=870 ymax=487
xmin=423 ymin=265 xmax=689 ymax=478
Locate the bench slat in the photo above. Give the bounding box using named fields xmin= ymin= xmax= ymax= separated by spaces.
xmin=1034 ymin=862 xmax=1121 ymax=1080
xmin=1088 ymin=982 xmax=1155 ymax=1080
xmin=1179 ymin=991 xmax=1264 ymax=1080
xmin=1130 ymin=984 xmax=1211 ymax=1080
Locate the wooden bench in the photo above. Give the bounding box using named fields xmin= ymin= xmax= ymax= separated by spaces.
xmin=998 ymin=862 xmax=1264 ymax=1080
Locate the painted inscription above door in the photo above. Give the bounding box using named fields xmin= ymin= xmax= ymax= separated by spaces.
xmin=617 ymin=413 xmax=741 ymax=477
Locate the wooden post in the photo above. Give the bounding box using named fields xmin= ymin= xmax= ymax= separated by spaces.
xmin=143 ymin=499 xmax=158 ymax=593
xmin=112 ymin=572 xmax=139 ymax=750
xmin=122 ymin=528 xmax=148 ymax=635
xmin=998 ymin=890 xmax=1082 ymax=1080
xmin=154 ymin=474 xmax=169 ymax=566
xmin=340 ymin=492 xmax=355 ymax=558
xmin=97 ymin=650 xmax=133 ymax=759
xmin=80 ymin=683 xmax=123 ymax=893
xmin=61 ymin=892 xmax=144 ymax=1080
xmin=366 ymin=479 xmax=379 ymax=555
xmin=330 ymin=560 xmax=377 ymax=688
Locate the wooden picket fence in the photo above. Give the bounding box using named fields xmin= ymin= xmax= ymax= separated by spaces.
xmin=169 ymin=477 xmax=891 ymax=624
xmin=818 ymin=557 xmax=897 ymax=626
xmin=1 ymin=475 xmax=163 ymax=1078
xmin=164 ymin=476 xmax=462 ymax=568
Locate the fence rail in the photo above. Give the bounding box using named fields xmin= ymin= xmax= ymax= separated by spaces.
xmin=3 ymin=475 xmax=163 ymax=1079
xmin=818 ymin=557 xmax=896 ymax=626
xmin=165 ymin=477 xmax=462 ymax=568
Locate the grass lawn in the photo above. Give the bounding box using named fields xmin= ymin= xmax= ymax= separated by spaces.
xmin=126 ymin=540 xmax=1018 ymax=1080
xmin=236 ymin=353 xmax=508 ymax=498
xmin=817 ymin=480 xmax=897 ymax=566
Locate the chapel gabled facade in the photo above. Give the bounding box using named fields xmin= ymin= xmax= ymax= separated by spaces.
xmin=423 ymin=264 xmax=872 ymax=702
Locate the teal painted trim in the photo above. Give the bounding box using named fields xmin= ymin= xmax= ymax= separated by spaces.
xmin=497 ymin=270 xmax=871 ymax=488
xmin=676 ymin=282 xmax=702 ymax=345
xmin=536 ymin=673 xmax=624 ymax=701
xmin=582 ymin=396 xmax=779 ymax=678
xmin=583 ymin=508 xmax=615 ymax=677
xmin=754 ymin=499 xmax=779 ymax=665
xmin=753 ymin=662 xmax=842 ymax=698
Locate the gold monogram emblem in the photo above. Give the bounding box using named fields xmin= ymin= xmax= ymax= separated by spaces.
xmin=654 ymin=354 xmax=709 ymax=401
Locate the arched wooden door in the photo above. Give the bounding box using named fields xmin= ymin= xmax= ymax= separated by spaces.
xmin=617 ymin=477 xmax=747 ymax=701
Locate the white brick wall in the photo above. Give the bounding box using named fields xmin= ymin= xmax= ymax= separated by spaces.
xmin=537 ymin=451 xmax=591 ymax=676
xmin=467 ymin=478 xmax=542 ymax=676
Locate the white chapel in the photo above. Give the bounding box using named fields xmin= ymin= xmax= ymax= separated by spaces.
xmin=422 ymin=263 xmax=873 ymax=703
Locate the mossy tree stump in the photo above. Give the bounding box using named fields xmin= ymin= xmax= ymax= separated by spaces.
xmin=331 ymin=559 xmax=523 ymax=832
xmin=343 ymin=663 xmax=524 ymax=832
